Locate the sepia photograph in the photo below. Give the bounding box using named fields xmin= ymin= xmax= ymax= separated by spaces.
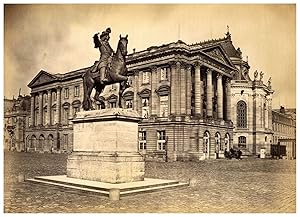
xmin=3 ymin=2 xmax=297 ymax=213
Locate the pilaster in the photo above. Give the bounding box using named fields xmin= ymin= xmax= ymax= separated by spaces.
xmin=206 ymin=68 xmax=213 ymax=117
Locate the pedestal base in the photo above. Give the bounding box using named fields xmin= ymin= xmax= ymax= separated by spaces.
xmin=67 ymin=151 xmax=145 ymax=184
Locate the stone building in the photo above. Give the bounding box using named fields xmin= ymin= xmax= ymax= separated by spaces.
xmin=25 ymin=68 xmax=117 ymax=153
xmin=230 ymin=66 xmax=274 ymax=155
xmin=26 ymin=69 xmax=85 ymax=153
xmin=25 ymin=30 xmax=275 ymax=160
xmin=272 ymin=107 xmax=296 ymax=159
xmin=4 ymin=95 xmax=31 ymax=151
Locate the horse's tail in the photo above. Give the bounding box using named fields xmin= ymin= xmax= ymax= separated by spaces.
xmin=82 ymin=70 xmax=90 ymax=111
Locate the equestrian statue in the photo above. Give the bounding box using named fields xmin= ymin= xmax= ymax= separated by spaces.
xmin=82 ymin=27 xmax=130 ymax=111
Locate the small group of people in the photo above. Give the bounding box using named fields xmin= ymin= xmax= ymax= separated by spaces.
xmin=224 ymin=147 xmax=242 ymax=160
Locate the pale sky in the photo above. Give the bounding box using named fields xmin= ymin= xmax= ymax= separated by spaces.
xmin=4 ymin=4 xmax=296 ymax=108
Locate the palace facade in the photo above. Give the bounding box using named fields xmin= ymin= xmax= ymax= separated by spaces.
xmin=272 ymin=107 xmax=296 ymax=159
xmin=24 ymin=30 xmax=275 ymax=160
xmin=4 ymin=95 xmax=31 ymax=151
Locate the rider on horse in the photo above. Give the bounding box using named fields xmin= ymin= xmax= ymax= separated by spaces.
xmin=91 ymin=27 xmax=113 ymax=84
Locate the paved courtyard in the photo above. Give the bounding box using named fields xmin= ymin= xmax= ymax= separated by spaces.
xmin=4 ymin=151 xmax=296 ymax=213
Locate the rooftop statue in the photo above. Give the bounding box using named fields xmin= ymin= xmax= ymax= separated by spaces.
xmin=268 ymin=77 xmax=272 ymax=88
xmin=260 ymin=71 xmax=264 ymax=81
xmin=82 ymin=27 xmax=130 ymax=111
xmin=254 ymin=70 xmax=258 ymax=81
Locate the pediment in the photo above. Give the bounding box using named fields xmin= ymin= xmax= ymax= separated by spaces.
xmin=201 ymin=45 xmax=234 ymax=67
xmin=28 ymin=70 xmax=58 ymax=88
xmin=107 ymin=94 xmax=118 ymax=102
xmin=156 ymin=85 xmax=170 ymax=96
xmin=138 ymin=88 xmax=151 ymax=98
xmin=122 ymin=91 xmax=134 ymax=100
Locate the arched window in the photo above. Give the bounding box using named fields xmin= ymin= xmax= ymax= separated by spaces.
xmin=48 ymin=134 xmax=54 ymax=150
xmin=38 ymin=135 xmax=45 ymax=150
xmin=62 ymin=102 xmax=70 ymax=125
xmin=237 ymin=101 xmax=247 ymax=128
xmin=238 ymin=136 xmax=246 ymax=148
xmin=224 ymin=133 xmax=230 ymax=151
xmin=215 ymin=132 xmax=221 ymax=152
xmin=31 ymin=135 xmax=37 ymax=149
xmin=203 ymin=131 xmax=210 ymax=154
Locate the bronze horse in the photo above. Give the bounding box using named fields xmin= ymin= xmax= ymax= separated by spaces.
xmin=82 ymin=35 xmax=129 ymax=111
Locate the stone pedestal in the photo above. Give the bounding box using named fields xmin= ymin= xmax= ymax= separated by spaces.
xmin=67 ymin=108 xmax=144 ymax=184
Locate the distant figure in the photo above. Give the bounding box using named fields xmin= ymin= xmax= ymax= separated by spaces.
xmin=237 ymin=149 xmax=242 ymax=160
xmin=268 ymin=77 xmax=272 ymax=88
xmin=224 ymin=148 xmax=231 ymax=159
xmin=51 ymin=146 xmax=54 ymax=154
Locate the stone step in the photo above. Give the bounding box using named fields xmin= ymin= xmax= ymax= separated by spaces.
xmin=121 ymin=182 xmax=189 ymax=196
xmin=26 ymin=178 xmax=109 ymax=197
xmin=34 ymin=176 xmax=180 ymax=192
xmin=26 ymin=176 xmax=188 ymax=199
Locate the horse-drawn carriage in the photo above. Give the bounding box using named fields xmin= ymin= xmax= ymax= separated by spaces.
xmin=224 ymin=148 xmax=242 ymax=160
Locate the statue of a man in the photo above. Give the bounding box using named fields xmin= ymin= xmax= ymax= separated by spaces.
xmin=90 ymin=27 xmax=114 ymax=84
xmin=254 ymin=70 xmax=258 ymax=80
xmin=260 ymin=71 xmax=264 ymax=81
xmin=268 ymin=77 xmax=272 ymax=88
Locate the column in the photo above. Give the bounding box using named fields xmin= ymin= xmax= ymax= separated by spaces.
xmin=138 ymin=71 xmax=143 ymax=116
xmin=226 ymin=78 xmax=232 ymax=121
xmin=151 ymin=66 xmax=158 ymax=116
xmin=133 ymin=71 xmax=139 ymax=112
xmin=194 ymin=62 xmax=202 ymax=117
xmin=217 ymin=73 xmax=223 ymax=119
xmin=47 ymin=90 xmax=52 ymax=125
xmin=206 ymin=68 xmax=213 ymax=117
xmin=38 ymin=92 xmax=43 ymax=126
xmin=170 ymin=62 xmax=177 ymax=115
xmin=180 ymin=63 xmax=186 ymax=114
xmin=176 ymin=61 xmax=181 ymax=115
xmin=268 ymin=97 xmax=272 ymax=130
xmin=56 ymin=87 xmax=62 ymax=124
xmin=30 ymin=94 xmax=35 ymax=126
xmin=186 ymin=65 xmax=192 ymax=116
xmin=264 ymin=99 xmax=268 ymax=129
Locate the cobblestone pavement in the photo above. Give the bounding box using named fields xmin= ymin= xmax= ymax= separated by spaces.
xmin=4 ymin=152 xmax=296 ymax=213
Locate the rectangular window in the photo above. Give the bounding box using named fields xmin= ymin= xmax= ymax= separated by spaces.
xmin=142 ymin=71 xmax=150 ymax=84
xmin=160 ymin=68 xmax=168 ymax=81
xmin=159 ymin=96 xmax=169 ymax=117
xmin=43 ymin=108 xmax=47 ymax=126
xmin=35 ymin=96 xmax=39 ymax=106
xmin=157 ymin=130 xmax=166 ymax=150
xmin=139 ymin=131 xmax=147 ymax=150
xmin=142 ymin=97 xmax=149 ymax=119
xmin=125 ymin=99 xmax=133 ymax=110
xmin=97 ymin=103 xmax=104 ymax=110
xmin=52 ymin=92 xmax=57 ymax=101
xmin=73 ymin=107 xmax=80 ymax=116
xmin=110 ymin=102 xmax=117 ymax=108
xmin=238 ymin=136 xmax=246 ymax=148
xmin=51 ymin=108 xmax=56 ymax=125
xmin=64 ymin=88 xmax=69 ymax=99
xmin=74 ymin=86 xmax=80 ymax=97
xmin=63 ymin=108 xmax=69 ymax=125
xmin=44 ymin=94 xmax=48 ymax=104
xmin=63 ymin=134 xmax=68 ymax=151
xmin=35 ymin=111 xmax=39 ymax=126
